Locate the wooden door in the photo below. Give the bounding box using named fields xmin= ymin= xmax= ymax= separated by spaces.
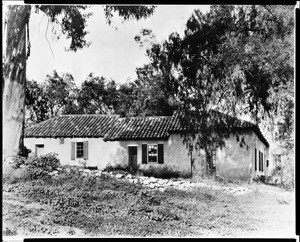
xmin=128 ymin=146 xmax=137 ymax=169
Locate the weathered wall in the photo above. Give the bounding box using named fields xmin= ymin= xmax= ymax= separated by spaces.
xmin=215 ymin=131 xmax=268 ymax=182
xmin=253 ymin=133 xmax=269 ymax=178
xmin=216 ymin=132 xmax=254 ymax=182
xmin=24 ymin=134 xmax=191 ymax=172
xmin=116 ymin=134 xmax=191 ymax=173
xmin=24 ymin=131 xmax=269 ymax=181
xmin=24 ymin=137 xmax=122 ymax=169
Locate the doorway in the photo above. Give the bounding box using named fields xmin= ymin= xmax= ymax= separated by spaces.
xmin=35 ymin=144 xmax=44 ymax=156
xmin=128 ymin=146 xmax=138 ymax=170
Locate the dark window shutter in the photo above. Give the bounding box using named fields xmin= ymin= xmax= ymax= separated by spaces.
xmin=142 ymin=144 xmax=147 ymax=164
xmin=83 ymin=141 xmax=88 ymax=160
xmin=262 ymin=153 xmax=264 ymax=172
xmin=255 ymin=148 xmax=257 ymax=171
xmin=259 ymin=152 xmax=262 ymax=171
xmin=71 ymin=142 xmax=75 ymax=160
xmin=158 ymin=144 xmax=164 ymax=164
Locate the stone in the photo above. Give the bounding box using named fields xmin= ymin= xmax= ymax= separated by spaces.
xmin=139 ymin=176 xmax=146 ymax=180
xmin=158 ymin=188 xmax=166 ymax=192
xmin=211 ymin=185 xmax=221 ymax=190
xmin=53 ymin=170 xmax=59 ymax=174
xmin=143 ymin=179 xmax=151 ymax=185
xmin=126 ymin=174 xmax=132 ymax=179
xmin=102 ymin=171 xmax=109 ymax=176
xmin=157 ymin=179 xmax=167 ymax=185
xmin=195 ymin=183 xmax=206 ymax=188
xmin=189 ymin=183 xmax=196 ymax=188
xmin=149 ymin=183 xmax=156 ymax=189
xmin=83 ymin=169 xmax=91 ymax=173
xmin=115 ymin=174 xmax=124 ymax=179
xmin=57 ymin=167 xmax=62 ymax=171
xmin=178 ymin=185 xmax=186 ymax=190
xmin=94 ymin=172 xmax=102 ymax=177
xmin=149 ymin=177 xmax=157 ymax=183
xmin=133 ymin=179 xmax=139 ymax=184
xmin=128 ymin=179 xmax=134 ymax=183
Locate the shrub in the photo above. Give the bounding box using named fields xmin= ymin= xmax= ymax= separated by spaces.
xmin=103 ymin=163 xmax=138 ymax=174
xmin=139 ymin=165 xmax=191 ymax=179
xmin=12 ymin=153 xmax=60 ymax=171
xmin=4 ymin=153 xmax=61 ymax=184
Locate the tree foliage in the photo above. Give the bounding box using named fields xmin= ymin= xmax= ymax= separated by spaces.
xmin=25 ymin=71 xmax=78 ymax=125
xmin=3 ymin=4 xmax=156 ymax=159
xmin=143 ymin=5 xmax=294 ymax=149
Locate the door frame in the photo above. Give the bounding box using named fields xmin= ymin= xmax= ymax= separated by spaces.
xmin=128 ymin=145 xmax=138 ymax=168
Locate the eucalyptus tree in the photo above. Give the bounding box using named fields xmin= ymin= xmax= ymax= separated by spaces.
xmin=3 ymin=5 xmax=155 ymax=164
xmin=144 ymin=5 xmax=294 ymax=151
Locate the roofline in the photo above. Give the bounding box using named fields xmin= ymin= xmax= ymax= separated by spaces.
xmin=25 ymin=135 xmax=105 ymax=138
xmin=104 ymin=136 xmax=169 ymax=142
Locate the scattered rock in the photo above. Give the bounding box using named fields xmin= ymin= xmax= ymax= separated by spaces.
xmin=128 ymin=179 xmax=134 ymax=183
xmin=149 ymin=177 xmax=157 ymax=183
xmin=115 ymin=174 xmax=124 ymax=179
xmin=158 ymin=188 xmax=166 ymax=192
xmin=143 ymin=179 xmax=151 ymax=185
xmin=149 ymin=183 xmax=156 ymax=189
xmin=126 ymin=174 xmax=132 ymax=179
xmin=133 ymin=179 xmax=139 ymax=184
xmin=101 ymin=171 xmax=109 ymax=176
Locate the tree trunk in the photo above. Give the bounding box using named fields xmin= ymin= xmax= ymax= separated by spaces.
xmin=3 ymin=5 xmax=31 ymax=170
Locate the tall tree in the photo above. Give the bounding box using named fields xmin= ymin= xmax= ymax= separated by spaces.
xmin=144 ymin=5 xmax=294 ymax=151
xmin=77 ymin=73 xmax=114 ymax=114
xmin=3 ymin=5 xmax=156 ymax=165
xmin=25 ymin=79 xmax=49 ymax=125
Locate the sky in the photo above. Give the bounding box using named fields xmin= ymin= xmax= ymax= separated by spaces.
xmin=24 ymin=5 xmax=211 ymax=86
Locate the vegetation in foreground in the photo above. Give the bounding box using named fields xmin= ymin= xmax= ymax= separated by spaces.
xmin=3 ymin=154 xmax=294 ymax=237
xmin=3 ymin=171 xmax=257 ymax=237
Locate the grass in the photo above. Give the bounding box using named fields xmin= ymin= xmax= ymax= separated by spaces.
xmin=3 ymin=169 xmax=264 ymax=237
xmin=3 ymin=166 xmax=295 ymax=237
xmin=103 ymin=164 xmax=191 ymax=179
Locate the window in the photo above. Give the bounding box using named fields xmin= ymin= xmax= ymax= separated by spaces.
xmin=148 ymin=144 xmax=158 ymax=163
xmin=71 ymin=141 xmax=88 ymax=160
xmin=255 ymin=148 xmax=257 ymax=171
xmin=207 ymin=149 xmax=216 ymax=170
xmin=35 ymin=144 xmax=44 ymax=156
xmin=142 ymin=144 xmax=164 ymax=164
xmin=274 ymin=154 xmax=281 ymax=172
xmin=258 ymin=151 xmax=264 ymax=172
xmin=76 ymin=142 xmax=84 ymax=158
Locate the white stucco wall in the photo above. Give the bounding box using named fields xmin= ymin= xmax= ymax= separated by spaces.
xmin=24 ymin=137 xmax=122 ymax=169
xmin=24 ymin=131 xmax=268 ymax=181
xmin=24 ymin=134 xmax=191 ymax=172
xmin=115 ymin=134 xmax=191 ymax=173
xmin=215 ymin=131 xmax=268 ymax=182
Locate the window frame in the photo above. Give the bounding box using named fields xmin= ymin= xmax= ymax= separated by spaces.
xmin=76 ymin=142 xmax=84 ymax=159
xmin=148 ymin=144 xmax=158 ymax=163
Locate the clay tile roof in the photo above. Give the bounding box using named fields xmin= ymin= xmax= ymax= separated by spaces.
xmin=24 ymin=111 xmax=269 ymax=147
xmin=104 ymin=116 xmax=172 ymax=141
xmin=24 ymin=115 xmax=119 ymax=138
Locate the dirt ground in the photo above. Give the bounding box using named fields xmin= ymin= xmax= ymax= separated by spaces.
xmin=2 ymin=180 xmax=295 ymax=238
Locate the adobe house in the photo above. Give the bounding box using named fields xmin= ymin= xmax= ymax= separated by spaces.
xmin=24 ymin=111 xmax=269 ymax=182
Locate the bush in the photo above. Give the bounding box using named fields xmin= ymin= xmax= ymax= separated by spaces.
xmin=103 ymin=163 xmax=138 ymax=174
xmin=12 ymin=153 xmax=60 ymax=171
xmin=4 ymin=153 xmax=61 ymax=184
xmin=139 ymin=165 xmax=191 ymax=179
